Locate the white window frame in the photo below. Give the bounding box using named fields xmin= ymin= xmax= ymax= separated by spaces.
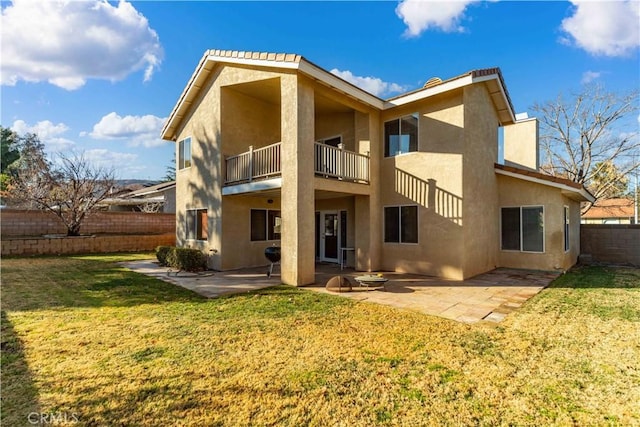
xmin=178 ymin=137 xmax=192 ymax=170
xmin=383 ymin=204 xmax=419 ymax=245
xmin=186 ymin=208 xmax=207 ymax=241
xmin=500 ymin=205 xmax=545 ymax=253
xmin=383 ymin=113 xmax=419 ymax=158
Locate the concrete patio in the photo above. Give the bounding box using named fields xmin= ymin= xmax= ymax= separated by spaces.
xmin=122 ymin=260 xmax=558 ymax=324
xmin=310 ymin=264 xmax=558 ymax=324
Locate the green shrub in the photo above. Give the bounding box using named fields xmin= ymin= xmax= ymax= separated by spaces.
xmin=165 ymin=247 xmax=207 ymax=272
xmin=155 ymin=246 xmax=173 ymax=266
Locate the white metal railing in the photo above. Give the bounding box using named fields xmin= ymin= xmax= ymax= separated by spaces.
xmin=225 ymin=143 xmax=281 ymax=184
xmin=314 ymin=142 xmax=369 ymax=183
xmin=224 ymin=141 xmax=369 ymax=185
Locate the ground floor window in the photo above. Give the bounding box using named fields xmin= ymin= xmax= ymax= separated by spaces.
xmin=251 ymin=209 xmax=281 ymax=241
xmin=501 ymin=206 xmax=544 ymax=252
xmin=384 ymin=205 xmax=418 ymax=243
xmin=186 ymin=208 xmax=208 ymax=241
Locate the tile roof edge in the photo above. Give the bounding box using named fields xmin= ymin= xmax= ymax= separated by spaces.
xmin=494 ymin=163 xmax=584 ymax=190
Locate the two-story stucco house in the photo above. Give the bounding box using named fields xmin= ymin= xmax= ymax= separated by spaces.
xmin=160 ymin=49 xmax=594 ymax=286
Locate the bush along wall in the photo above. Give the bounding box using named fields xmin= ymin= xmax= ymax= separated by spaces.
xmin=156 ymin=246 xmax=207 ymax=272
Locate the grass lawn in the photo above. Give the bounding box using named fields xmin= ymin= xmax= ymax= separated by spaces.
xmin=2 ymin=254 xmax=639 ymax=426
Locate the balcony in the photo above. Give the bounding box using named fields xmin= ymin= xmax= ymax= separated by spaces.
xmin=224 ymin=142 xmax=370 ymax=186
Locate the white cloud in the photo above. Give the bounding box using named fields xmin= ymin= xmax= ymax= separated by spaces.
xmin=330 ymin=69 xmax=407 ymax=97
xmin=11 ymin=119 xmax=75 ymax=152
xmin=82 ymin=148 xmax=138 ymax=169
xmin=83 ymin=149 xmax=139 ymax=175
xmin=561 ymin=0 xmax=640 ymax=57
xmin=87 ymin=112 xmax=167 ymax=148
xmin=1 ymin=0 xmax=163 ymax=90
xmin=396 ymin=0 xmax=476 ymax=36
xmin=581 ymin=70 xmax=602 ymax=84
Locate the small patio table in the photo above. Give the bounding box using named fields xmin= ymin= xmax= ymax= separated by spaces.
xmin=354 ymin=275 xmax=388 ymax=291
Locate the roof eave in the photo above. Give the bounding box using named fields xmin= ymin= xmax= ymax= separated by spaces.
xmin=161 ymin=51 xmax=213 ymax=141
xmin=160 ymin=50 xmax=385 ymax=141
xmin=495 ymin=167 xmax=595 ymax=203
xmin=384 ymin=69 xmax=517 ymax=124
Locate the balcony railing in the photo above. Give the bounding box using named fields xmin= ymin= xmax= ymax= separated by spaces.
xmin=224 ymin=141 xmax=369 ymax=185
xmin=313 ymin=142 xmax=369 ymax=183
xmin=225 ymin=143 xmax=282 ymax=184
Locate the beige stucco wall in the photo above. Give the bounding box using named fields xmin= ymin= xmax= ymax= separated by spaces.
xmin=221 ymin=82 xmax=281 ymax=154
xmin=497 ymin=174 xmax=581 ymax=271
xmin=379 ymin=91 xmax=466 ymax=279
xmin=174 ymin=65 xmax=292 ymax=270
xmin=172 ymin=62 xmax=381 ymax=280
xmin=315 ymin=112 xmax=355 ymax=149
xmin=280 ymin=74 xmax=316 ymax=285
xmin=220 ymin=195 xmax=281 ymax=270
xmin=354 ymin=110 xmax=382 ymax=271
xmin=461 ymin=84 xmax=500 ymax=279
xmin=503 ymin=118 xmax=539 ymax=171
xmin=171 ymin=60 xmax=577 ymax=281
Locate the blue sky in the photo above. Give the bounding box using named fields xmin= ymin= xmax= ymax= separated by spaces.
xmin=1 ymin=0 xmax=639 ymax=181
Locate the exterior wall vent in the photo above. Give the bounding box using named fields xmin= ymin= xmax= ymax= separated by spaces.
xmin=423 ymin=77 xmax=442 ymax=88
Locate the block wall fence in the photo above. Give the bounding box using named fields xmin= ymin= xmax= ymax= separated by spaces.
xmin=580 ymin=224 xmax=640 ymax=266
xmin=1 ymin=210 xmax=175 ymax=256
xmin=2 ymin=210 xmax=174 ymax=237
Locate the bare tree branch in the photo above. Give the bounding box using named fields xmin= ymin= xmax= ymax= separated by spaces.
xmin=138 ymin=201 xmax=163 ymax=213
xmin=533 ymin=84 xmax=640 ymax=212
xmin=10 ymin=149 xmax=115 ymax=236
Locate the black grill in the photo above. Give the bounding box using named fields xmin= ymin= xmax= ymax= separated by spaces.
xmin=264 ymin=246 xmax=281 ymax=277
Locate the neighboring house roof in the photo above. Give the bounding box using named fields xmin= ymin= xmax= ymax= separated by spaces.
xmin=98 ymin=181 xmax=175 ymax=209
xmin=125 ymin=180 xmax=175 ymax=198
xmin=161 ymin=49 xmax=517 ymax=141
xmin=495 ymin=163 xmax=595 ymax=202
xmin=582 ymin=198 xmax=635 ymax=219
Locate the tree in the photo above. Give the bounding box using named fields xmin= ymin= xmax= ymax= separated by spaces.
xmin=533 ymin=84 xmax=639 ymax=211
xmin=1 ymin=126 xmax=21 ymax=192
xmin=138 ymin=200 xmax=163 ymax=213
xmin=590 ymin=160 xmax=629 ymax=199
xmin=4 ymin=131 xmax=49 ymax=202
xmin=163 ymin=154 xmax=176 ymax=182
xmin=1 ymin=126 xmax=21 ymax=172
xmin=9 ymin=145 xmax=115 ymax=236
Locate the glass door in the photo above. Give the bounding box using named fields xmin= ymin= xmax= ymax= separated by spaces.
xmin=318 ymin=211 xmax=339 ymax=262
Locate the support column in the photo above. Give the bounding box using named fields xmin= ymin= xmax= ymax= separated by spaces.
xmin=280 ymin=75 xmax=315 ymax=286
xmin=354 ymin=110 xmax=382 ymax=271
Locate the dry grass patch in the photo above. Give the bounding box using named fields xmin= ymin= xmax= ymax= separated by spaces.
xmin=2 ymin=257 xmax=639 ymax=426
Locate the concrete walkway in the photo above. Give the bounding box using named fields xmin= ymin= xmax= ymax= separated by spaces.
xmin=121 ymin=260 xmax=280 ymax=298
xmin=122 ymin=260 xmax=558 ymax=324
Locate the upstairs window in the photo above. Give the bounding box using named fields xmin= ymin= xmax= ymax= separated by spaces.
xmin=384 ymin=114 xmax=418 ymax=157
xmin=179 ymin=137 xmax=192 ymax=169
xmin=186 ymin=208 xmax=208 ymax=241
xmin=501 ymin=206 xmax=544 ymax=252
